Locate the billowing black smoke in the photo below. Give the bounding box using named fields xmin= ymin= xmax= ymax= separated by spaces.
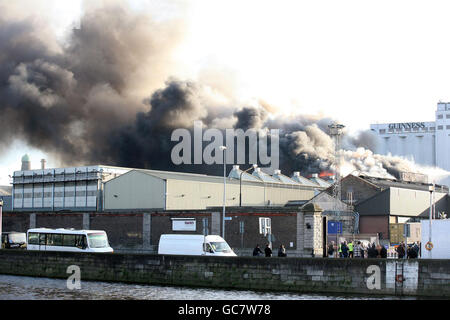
xmin=0 ymin=2 xmax=416 ymax=179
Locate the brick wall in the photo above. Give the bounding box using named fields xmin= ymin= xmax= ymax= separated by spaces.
xmin=0 ymin=250 xmax=448 ymax=297
xmin=359 ymin=215 xmax=389 ymax=239
xmin=90 ymin=213 xmax=143 ymax=249
xmin=2 ymin=209 xmax=323 ymax=257
xmin=2 ymin=213 xmax=29 ymax=232
xmin=36 ymin=213 xmax=83 ymax=229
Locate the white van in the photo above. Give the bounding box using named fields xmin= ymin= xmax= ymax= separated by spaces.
xmin=158 ymin=234 xmax=237 ymax=256
xmin=27 ymin=228 xmax=114 ymax=253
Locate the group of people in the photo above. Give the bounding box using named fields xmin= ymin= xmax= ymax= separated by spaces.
xmin=253 ymin=244 xmax=287 ymax=257
xmin=328 ymin=240 xmax=388 ymax=258
xmin=395 ymin=241 xmax=420 ymax=259
xmin=252 ymin=240 xmax=421 ymax=259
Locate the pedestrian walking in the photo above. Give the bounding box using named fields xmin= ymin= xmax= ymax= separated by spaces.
xmin=396 ymin=242 xmax=406 ymax=259
xmin=348 ymin=241 xmax=354 ymax=258
xmin=341 ymin=241 xmax=349 ymax=258
xmin=367 ymin=243 xmax=377 ymax=258
xmin=328 ymin=242 xmax=335 ymax=258
xmin=360 ymin=243 xmax=366 ymax=258
xmin=278 ymin=244 xmax=287 ymax=257
xmin=380 ymin=245 xmax=387 ymax=258
xmin=353 ymin=241 xmax=361 ymax=258
xmin=264 ymin=244 xmax=272 ymax=257
xmin=253 ymin=244 xmax=263 ymax=256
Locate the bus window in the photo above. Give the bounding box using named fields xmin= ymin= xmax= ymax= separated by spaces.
xmin=28 ymin=233 xmax=39 ymax=245
xmin=63 ymin=234 xmax=76 ymax=247
xmin=52 ymin=234 xmax=63 ymax=246
xmin=75 ymin=235 xmax=87 ymax=249
xmin=39 ymin=233 xmax=46 ymax=245
xmin=87 ymin=233 xmax=109 ymax=248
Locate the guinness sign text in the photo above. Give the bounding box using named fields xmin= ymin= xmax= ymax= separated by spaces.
xmin=388 ymin=122 xmax=425 ymax=130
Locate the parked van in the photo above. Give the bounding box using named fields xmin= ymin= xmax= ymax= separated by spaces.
xmin=158 ymin=234 xmax=237 ymax=256
xmin=1 ymin=232 xmax=27 ymax=249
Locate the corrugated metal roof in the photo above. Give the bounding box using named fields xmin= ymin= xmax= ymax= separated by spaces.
xmin=291 ymin=174 xmax=320 ymax=187
xmin=309 ymin=176 xmax=332 ymax=188
xmin=272 ymin=172 xmax=299 ymax=185
xmin=359 ymin=175 xmax=448 ymax=193
xmin=136 ymin=169 xmax=229 ymax=183
xmin=252 ymin=168 xmax=280 ymax=183
xmin=228 ymin=167 xmax=262 ymax=182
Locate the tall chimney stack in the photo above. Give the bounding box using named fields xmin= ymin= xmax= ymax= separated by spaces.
xmin=40 ymin=159 xmax=46 ymax=169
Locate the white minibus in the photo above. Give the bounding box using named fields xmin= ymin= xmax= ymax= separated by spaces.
xmin=26 ymin=228 xmax=114 ymax=253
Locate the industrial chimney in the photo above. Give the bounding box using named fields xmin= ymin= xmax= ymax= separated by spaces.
xmin=21 ymin=154 xmax=31 ymax=171
xmin=40 ymin=159 xmax=46 ymax=169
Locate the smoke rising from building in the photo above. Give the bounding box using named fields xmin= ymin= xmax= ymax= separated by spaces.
xmin=1 ymin=1 xmax=449 ymax=184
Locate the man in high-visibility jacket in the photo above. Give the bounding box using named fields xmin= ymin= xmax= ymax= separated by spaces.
xmin=338 ymin=242 xmax=343 ymax=258
xmin=348 ymin=241 xmax=354 ymax=258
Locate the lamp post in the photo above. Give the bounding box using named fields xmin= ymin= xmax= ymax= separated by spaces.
xmin=328 ymin=122 xmax=345 ymax=258
xmin=239 ymin=164 xmax=258 ymax=207
xmin=0 ymin=199 xmax=3 ymax=243
xmin=219 ymin=146 xmax=227 ymax=240
xmin=428 ymin=184 xmax=434 ymax=259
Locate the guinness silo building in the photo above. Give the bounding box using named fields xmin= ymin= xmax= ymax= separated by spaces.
xmin=370 ymin=102 xmax=450 ymax=173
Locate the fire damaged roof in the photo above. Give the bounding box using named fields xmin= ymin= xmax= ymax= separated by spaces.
xmin=357 ymin=175 xmax=449 ymax=193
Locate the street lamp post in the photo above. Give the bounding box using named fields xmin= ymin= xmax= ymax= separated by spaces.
xmin=428 ymin=184 xmax=434 ymax=259
xmin=219 ymin=146 xmax=227 ymax=240
xmin=239 ymin=164 xmax=258 ymax=207
xmin=0 ymin=199 xmax=3 ymax=244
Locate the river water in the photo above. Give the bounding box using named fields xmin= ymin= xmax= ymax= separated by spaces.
xmin=0 ymin=274 xmax=416 ymax=300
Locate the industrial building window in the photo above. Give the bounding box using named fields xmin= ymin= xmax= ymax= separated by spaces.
xmin=438 ymin=125 xmax=443 ymax=130
xmin=438 ymin=114 xmax=443 ymax=119
xmin=447 ymin=114 xmax=450 ymax=119
xmin=447 ymin=125 xmax=450 ymax=130
xmin=379 ymin=129 xmax=386 ymax=134
xmin=430 ymin=127 xmax=435 ymax=131
xmin=259 ymin=217 xmax=271 ymax=236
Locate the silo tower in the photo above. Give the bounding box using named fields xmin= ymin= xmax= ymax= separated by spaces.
xmin=21 ymin=154 xmax=31 ymax=171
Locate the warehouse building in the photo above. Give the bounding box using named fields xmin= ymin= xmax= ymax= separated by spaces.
xmin=12 ymin=165 xmax=130 ymax=211
xmin=11 ymin=160 xmax=321 ymax=212
xmin=330 ymin=174 xmax=450 ymax=245
xmin=103 ymin=166 xmax=318 ymax=211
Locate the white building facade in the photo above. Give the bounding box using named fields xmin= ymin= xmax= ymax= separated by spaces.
xmin=370 ymin=102 xmax=450 ymax=173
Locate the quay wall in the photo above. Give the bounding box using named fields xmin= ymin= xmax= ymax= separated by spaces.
xmin=0 ymin=250 xmax=449 ymax=297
